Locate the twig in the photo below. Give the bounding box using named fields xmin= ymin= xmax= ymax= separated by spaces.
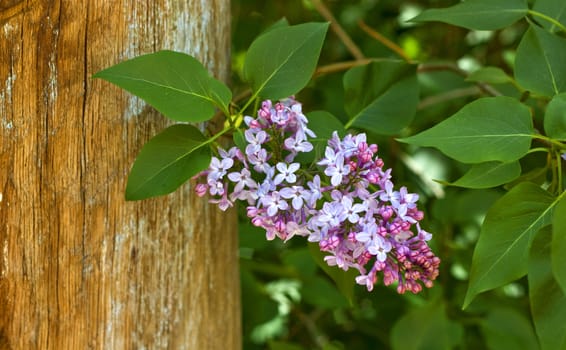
xmin=310 ymin=0 xmax=365 ymax=60
xmin=314 ymin=59 xmax=373 ymax=77
xmin=418 ymin=63 xmax=502 ymax=97
xmin=358 ymin=19 xmax=412 ymax=63
xmin=418 ymin=86 xmax=481 ymax=110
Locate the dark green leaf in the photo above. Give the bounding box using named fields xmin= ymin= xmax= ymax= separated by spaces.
xmin=463 ymin=182 xmax=556 ymax=308
xmin=391 ymin=301 xmax=463 ymax=350
xmin=480 ymin=307 xmax=540 ymax=350
xmin=302 ymin=276 xmax=349 ymax=309
xmin=125 ymin=124 xmax=210 ymax=200
xmin=532 ymin=0 xmax=566 ymax=32
xmin=243 ymin=22 xmax=329 ymax=99
xmin=399 ymin=97 xmax=534 ymax=163
xmin=552 ymin=196 xmax=566 ymax=293
xmin=544 ymin=93 xmax=566 ymax=140
xmin=529 ymin=227 xmax=566 ymax=350
xmin=466 ymin=67 xmax=514 ymax=85
xmin=410 ymin=0 xmax=528 ymax=30
xmin=282 ymin=248 xmax=318 ymax=278
xmin=515 ymin=24 xmax=566 ymax=97
xmin=443 ymin=161 xmax=521 ymax=189
xmin=344 ymin=60 xmax=418 ymax=135
xmin=94 ymin=50 xmax=231 ymax=121
xmin=308 ymin=243 xmax=358 ymax=304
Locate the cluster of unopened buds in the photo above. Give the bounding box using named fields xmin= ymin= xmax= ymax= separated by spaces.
xmin=194 ymin=98 xmax=440 ymax=294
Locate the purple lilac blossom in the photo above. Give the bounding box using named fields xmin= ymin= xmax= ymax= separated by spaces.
xmin=194 ymin=97 xmax=440 ymax=294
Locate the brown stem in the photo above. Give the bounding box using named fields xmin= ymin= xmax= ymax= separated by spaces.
xmin=310 ymin=0 xmax=365 ymax=60
xmin=358 ymin=19 xmax=412 ymax=63
xmin=418 ymin=86 xmax=481 ymax=110
xmin=418 ymin=63 xmax=502 ymax=97
xmin=314 ymin=59 xmax=373 ymax=77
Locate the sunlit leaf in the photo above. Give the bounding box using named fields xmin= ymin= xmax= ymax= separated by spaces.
xmin=244 ymin=22 xmax=329 ymax=99
xmin=94 ymin=50 xmax=231 ymax=121
xmin=543 ymin=93 xmax=566 ymax=140
xmin=529 ymin=227 xmax=566 ymax=350
xmin=463 ymin=182 xmax=556 ymax=308
xmin=552 ymin=196 xmax=566 ymax=293
xmin=515 ymin=24 xmax=566 ymax=97
xmin=410 ymin=0 xmax=528 ymax=30
xmin=125 ymin=124 xmax=210 ymax=200
xmin=443 ymin=161 xmax=521 ymax=189
xmin=344 ymin=60 xmax=418 ymax=135
xmin=399 ymin=97 xmax=533 ymax=163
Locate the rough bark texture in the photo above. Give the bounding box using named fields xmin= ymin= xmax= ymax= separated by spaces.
xmin=0 ymin=1 xmax=240 ymax=349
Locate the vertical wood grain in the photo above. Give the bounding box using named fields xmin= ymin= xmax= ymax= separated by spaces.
xmin=0 ymin=1 xmax=240 ymax=349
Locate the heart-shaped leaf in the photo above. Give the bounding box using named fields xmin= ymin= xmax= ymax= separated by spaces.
xmin=94 ymin=50 xmax=231 ymax=121
xmin=399 ymin=97 xmax=533 ymax=164
xmin=243 ymin=22 xmax=329 ymax=99
xmin=126 ymin=124 xmax=211 ymax=200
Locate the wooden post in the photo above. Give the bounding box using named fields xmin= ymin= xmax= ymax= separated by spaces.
xmin=0 ymin=1 xmax=240 ymax=349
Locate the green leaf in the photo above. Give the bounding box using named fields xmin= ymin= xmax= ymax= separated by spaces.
xmin=399 ymin=97 xmax=534 ymax=163
xmin=529 ymin=227 xmax=566 ymax=350
xmin=443 ymin=161 xmax=521 ymax=189
xmin=544 ymin=93 xmax=566 ymax=140
xmin=391 ymin=301 xmax=463 ymax=350
xmin=480 ymin=307 xmax=540 ymax=350
xmin=308 ymin=243 xmax=358 ymax=304
xmin=463 ymin=182 xmax=556 ymax=308
xmin=344 ymin=60 xmax=418 ymax=135
xmin=243 ymin=22 xmax=329 ymax=99
xmin=532 ymin=0 xmax=566 ymax=32
xmin=302 ymin=276 xmax=349 ymax=309
xmin=515 ymin=24 xmax=566 ymax=97
xmin=552 ymin=196 xmax=566 ymax=293
xmin=410 ymin=0 xmax=528 ymax=30
xmin=94 ymin=50 xmax=231 ymax=122
xmin=466 ymin=67 xmax=514 ymax=85
xmin=125 ymin=124 xmax=211 ymax=200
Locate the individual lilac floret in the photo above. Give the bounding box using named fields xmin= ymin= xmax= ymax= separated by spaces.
xmin=194 ymin=97 xmax=440 ymax=295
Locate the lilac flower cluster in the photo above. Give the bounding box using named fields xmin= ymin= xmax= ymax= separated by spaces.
xmin=195 ymin=98 xmax=440 ymax=294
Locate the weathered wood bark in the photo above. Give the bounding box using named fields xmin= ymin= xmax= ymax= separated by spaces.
xmin=0 ymin=1 xmax=240 ymax=349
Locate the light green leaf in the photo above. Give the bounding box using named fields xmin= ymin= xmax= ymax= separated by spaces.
xmin=391 ymin=301 xmax=463 ymax=350
xmin=544 ymin=93 xmax=566 ymax=140
xmin=94 ymin=50 xmax=231 ymax=121
xmin=244 ymin=22 xmax=329 ymax=99
xmin=463 ymin=182 xmax=556 ymax=308
xmin=515 ymin=24 xmax=566 ymax=97
xmin=399 ymin=97 xmax=533 ymax=163
xmin=466 ymin=67 xmax=514 ymax=85
xmin=443 ymin=161 xmax=521 ymax=189
xmin=552 ymin=196 xmax=566 ymax=293
xmin=529 ymin=227 xmax=566 ymax=350
xmin=344 ymin=60 xmax=418 ymax=135
xmin=480 ymin=307 xmax=540 ymax=350
xmin=532 ymin=0 xmax=566 ymax=32
xmin=410 ymin=0 xmax=528 ymax=30
xmin=125 ymin=124 xmax=210 ymax=200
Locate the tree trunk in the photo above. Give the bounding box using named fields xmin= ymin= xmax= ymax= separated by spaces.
xmin=0 ymin=1 xmax=240 ymax=349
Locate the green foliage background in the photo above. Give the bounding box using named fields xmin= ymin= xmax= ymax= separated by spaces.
xmin=230 ymin=1 xmax=562 ymax=349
